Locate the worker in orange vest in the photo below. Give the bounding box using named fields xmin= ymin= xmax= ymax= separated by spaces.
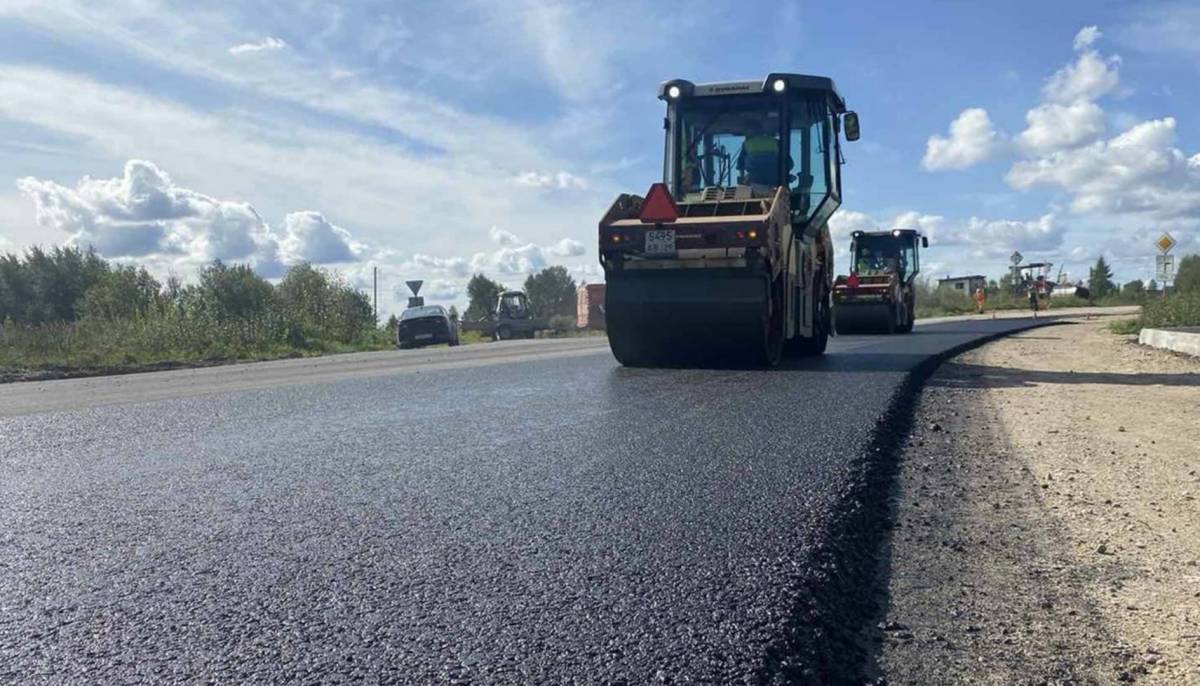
xmin=974 ymin=287 xmax=986 ymax=314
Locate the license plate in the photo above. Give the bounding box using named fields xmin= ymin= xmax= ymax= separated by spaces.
xmin=415 ymin=333 xmax=433 ymax=340
xmin=644 ymin=229 xmax=676 ymax=255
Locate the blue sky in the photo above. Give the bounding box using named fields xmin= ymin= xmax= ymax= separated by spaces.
xmin=1 ymin=0 xmax=1198 ymax=314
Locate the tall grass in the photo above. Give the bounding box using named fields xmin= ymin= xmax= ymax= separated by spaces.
xmin=0 ymin=256 xmax=391 ymax=374
xmin=0 ymin=311 xmax=393 ymax=372
xmin=912 ymin=277 xmax=1141 ymax=320
xmin=1139 ymin=292 xmax=1200 ymax=329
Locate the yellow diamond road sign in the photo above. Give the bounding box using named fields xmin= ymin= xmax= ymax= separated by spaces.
xmin=1156 ymin=232 xmax=1176 ymax=254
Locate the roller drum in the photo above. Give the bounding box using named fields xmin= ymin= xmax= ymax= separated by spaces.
xmin=606 ymin=268 xmax=773 ymax=367
xmin=833 ymin=302 xmax=896 ymax=334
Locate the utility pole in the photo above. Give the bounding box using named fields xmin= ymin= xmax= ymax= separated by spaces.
xmin=373 ymin=266 xmax=378 ymax=323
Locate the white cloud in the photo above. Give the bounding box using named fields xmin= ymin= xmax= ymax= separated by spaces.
xmin=0 ymin=63 xmax=605 ymax=268
xmin=1018 ymin=100 xmax=1106 ymax=153
xmin=956 ymin=214 xmax=1062 ymax=254
xmin=424 ymin=280 xmax=461 ymax=301
xmin=1002 ymin=27 xmax=1200 ymax=230
xmin=406 ymin=253 xmax=470 ymax=278
xmin=228 ymin=37 xmax=287 ymax=55
xmin=1042 ymin=48 xmax=1120 ymax=104
xmin=470 ymin=228 xmax=587 ymax=275
xmin=834 ymin=208 xmax=1062 ymax=262
xmin=1008 ymin=118 xmax=1200 ymax=219
xmin=514 ymin=171 xmax=587 ymax=190
xmin=922 ymin=108 xmax=1001 ymax=171
xmin=892 ymin=211 xmax=947 ymax=244
xmin=471 ymin=243 xmax=547 ymax=275
xmin=488 ymin=226 xmax=519 ymax=246
xmin=15 ymin=160 xmax=367 ymax=271
xmin=397 ymin=278 xmax=459 ymax=302
xmin=1117 ymin=5 xmax=1200 ymax=62
xmin=277 ymin=211 xmax=362 ymax=264
xmin=16 ymin=159 xmax=270 ymax=260
xmin=827 ymin=209 xmax=876 ymax=242
xmin=388 ymin=227 xmax=589 ymax=312
xmin=546 ymin=238 xmax=585 ymax=257
xmin=1073 ymin=26 xmax=1102 ymax=51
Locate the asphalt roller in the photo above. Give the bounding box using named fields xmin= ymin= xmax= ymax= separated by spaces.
xmin=598 ymin=73 xmax=861 ymax=367
xmin=832 ymin=229 xmax=928 ymax=334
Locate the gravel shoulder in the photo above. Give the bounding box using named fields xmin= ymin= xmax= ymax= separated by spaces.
xmin=871 ymin=317 xmax=1200 ymax=684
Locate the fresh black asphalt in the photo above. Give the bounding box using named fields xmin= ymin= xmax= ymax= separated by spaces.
xmin=1 ymin=317 xmax=1053 ymax=683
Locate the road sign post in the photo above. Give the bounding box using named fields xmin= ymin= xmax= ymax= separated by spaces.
xmin=1154 ymin=233 xmax=1176 ymax=296
xmin=1155 ymin=254 xmax=1175 ymax=284
xmin=1156 ymin=232 xmax=1177 ymax=255
xmin=405 ymin=280 xmax=425 ymax=308
xmin=1009 ymin=251 xmax=1023 ymax=296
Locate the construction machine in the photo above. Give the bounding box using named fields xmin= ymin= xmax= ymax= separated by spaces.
xmin=598 ymin=73 xmax=860 ymax=366
xmin=832 ymin=229 xmax=927 ymax=334
xmin=459 ymin=290 xmax=546 ymax=341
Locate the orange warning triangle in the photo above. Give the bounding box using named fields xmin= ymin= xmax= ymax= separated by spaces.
xmin=638 ymin=183 xmax=679 ymax=223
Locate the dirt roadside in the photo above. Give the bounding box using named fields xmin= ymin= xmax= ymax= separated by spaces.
xmin=870 ymin=317 xmax=1200 ymax=684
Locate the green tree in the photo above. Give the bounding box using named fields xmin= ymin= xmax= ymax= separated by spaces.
xmin=1147 ymin=279 xmax=1158 ymax=292
xmin=195 ymin=259 xmax=274 ymax=321
xmin=331 ymin=285 xmax=374 ymax=342
xmin=275 ymin=263 xmax=373 ymax=342
xmin=997 ymin=271 xmax=1015 ymax=294
xmin=1175 ymin=254 xmax=1200 ymax=294
xmin=464 ymin=273 xmax=504 ymax=321
xmin=1120 ymin=279 xmax=1145 ymax=301
xmin=18 ymin=245 xmax=109 ymax=324
xmin=1088 ymin=256 xmax=1115 ymax=299
xmin=384 ymin=313 xmax=400 ymax=338
xmin=523 ymin=266 xmax=577 ymax=318
xmin=0 ymin=252 xmax=31 ymax=323
xmin=79 ymin=266 xmax=162 ymax=320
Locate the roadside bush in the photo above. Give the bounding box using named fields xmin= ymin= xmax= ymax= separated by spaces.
xmin=1140 ymin=292 xmax=1200 ymax=329
xmin=79 ymin=266 xmax=162 ymax=320
xmin=1175 ymin=255 xmax=1200 ymax=294
xmin=913 ymin=278 xmax=974 ymax=318
xmin=276 ymin=263 xmax=375 ymax=343
xmin=0 ymin=246 xmax=108 ymax=324
xmin=547 ymin=314 xmax=577 ymax=333
xmin=0 ymin=250 xmax=388 ymax=372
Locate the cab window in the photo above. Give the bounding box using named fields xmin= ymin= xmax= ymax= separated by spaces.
xmin=788 ymin=98 xmax=830 ymax=222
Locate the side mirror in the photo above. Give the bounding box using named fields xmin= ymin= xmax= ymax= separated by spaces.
xmin=843 ymin=111 xmax=861 ymax=142
xmin=921 ymin=236 xmax=929 ymax=248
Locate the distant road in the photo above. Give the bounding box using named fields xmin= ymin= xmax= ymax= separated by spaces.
xmin=0 ymin=337 xmax=610 ymax=417
xmin=0 ymin=309 xmax=1134 ymax=683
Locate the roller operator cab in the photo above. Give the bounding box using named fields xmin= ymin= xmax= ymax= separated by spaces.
xmin=599 ymin=73 xmax=860 ymax=367
xmin=832 ymin=229 xmax=929 ymax=334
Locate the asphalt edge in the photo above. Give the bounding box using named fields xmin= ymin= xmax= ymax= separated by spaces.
xmin=758 ymin=318 xmax=1064 ymax=684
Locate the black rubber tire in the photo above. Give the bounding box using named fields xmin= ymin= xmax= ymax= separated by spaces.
xmin=496 ymin=325 xmax=511 ymax=341
xmin=786 ymin=284 xmax=830 ymax=357
xmin=757 ymin=278 xmax=785 ymax=367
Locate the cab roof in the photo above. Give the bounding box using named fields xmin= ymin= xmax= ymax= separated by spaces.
xmin=852 ymin=229 xmax=924 ymax=238
xmin=658 ymin=73 xmax=846 ymax=112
